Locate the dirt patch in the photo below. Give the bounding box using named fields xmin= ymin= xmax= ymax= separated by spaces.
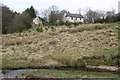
xmin=87 ymin=65 xmax=119 ymax=72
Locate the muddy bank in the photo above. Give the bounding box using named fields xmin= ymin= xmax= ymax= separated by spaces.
xmin=2 ymin=65 xmax=119 ymax=74
xmin=2 ymin=65 xmax=119 ymax=79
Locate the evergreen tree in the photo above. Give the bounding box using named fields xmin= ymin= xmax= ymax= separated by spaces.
xmin=24 ymin=6 xmax=36 ymax=19
xmin=29 ymin=6 xmax=36 ymax=18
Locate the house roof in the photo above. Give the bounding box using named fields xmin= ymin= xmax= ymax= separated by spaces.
xmin=114 ymin=13 xmax=120 ymax=17
xmin=66 ymin=13 xmax=84 ymax=18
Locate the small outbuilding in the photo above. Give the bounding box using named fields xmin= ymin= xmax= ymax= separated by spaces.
xmin=33 ymin=17 xmax=43 ymax=27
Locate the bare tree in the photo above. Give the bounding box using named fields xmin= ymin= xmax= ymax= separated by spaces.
xmin=77 ymin=8 xmax=81 ymax=14
xmin=85 ymin=9 xmax=96 ymax=23
xmin=95 ymin=10 xmax=106 ymax=19
xmin=41 ymin=5 xmax=59 ymax=23
xmin=84 ymin=8 xmax=106 ymax=23
xmin=48 ymin=5 xmax=60 ymax=24
xmin=41 ymin=9 xmax=49 ymax=21
xmin=48 ymin=5 xmax=59 ymax=13
xmin=105 ymin=9 xmax=115 ymax=23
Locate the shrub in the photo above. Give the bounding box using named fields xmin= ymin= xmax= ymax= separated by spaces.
xmin=45 ymin=27 xmax=48 ymax=31
xmin=51 ymin=26 xmax=56 ymax=32
xmin=74 ymin=23 xmax=79 ymax=26
xmin=28 ymin=29 xmax=31 ymax=32
xmin=59 ymin=21 xmax=65 ymax=25
xmin=95 ymin=18 xmax=105 ymax=23
xmin=51 ymin=26 xmax=54 ymax=29
xmin=65 ymin=22 xmax=72 ymax=27
xmin=16 ymin=42 xmax=22 ymax=45
xmin=36 ymin=27 xmax=43 ymax=32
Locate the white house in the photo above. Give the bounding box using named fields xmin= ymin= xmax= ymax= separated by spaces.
xmin=33 ymin=17 xmax=43 ymax=27
xmin=63 ymin=12 xmax=84 ymax=23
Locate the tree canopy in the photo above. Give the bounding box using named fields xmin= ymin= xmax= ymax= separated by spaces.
xmin=24 ymin=6 xmax=36 ymax=19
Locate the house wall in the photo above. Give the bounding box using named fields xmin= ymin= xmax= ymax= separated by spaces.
xmin=63 ymin=16 xmax=84 ymax=23
xmin=33 ymin=18 xmax=40 ymax=25
xmin=63 ymin=13 xmax=84 ymax=23
xmin=33 ymin=18 xmax=43 ymax=26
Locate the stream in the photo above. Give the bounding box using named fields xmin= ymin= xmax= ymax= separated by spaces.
xmin=2 ymin=69 xmax=28 ymax=78
xmin=1 ymin=66 xmax=118 ymax=79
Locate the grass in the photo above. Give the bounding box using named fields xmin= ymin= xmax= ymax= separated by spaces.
xmin=60 ymin=23 xmax=107 ymax=33
xmin=17 ymin=69 xmax=118 ymax=78
xmin=2 ymin=23 xmax=119 ymax=71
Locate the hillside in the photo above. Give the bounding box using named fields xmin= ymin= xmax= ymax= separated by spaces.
xmin=2 ymin=23 xmax=119 ymax=70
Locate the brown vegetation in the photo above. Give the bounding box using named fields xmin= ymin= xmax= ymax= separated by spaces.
xmin=60 ymin=24 xmax=107 ymax=33
xmin=2 ymin=23 xmax=118 ymax=69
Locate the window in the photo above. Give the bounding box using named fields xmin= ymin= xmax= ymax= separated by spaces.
xmin=71 ymin=17 xmax=73 ymax=20
xmin=76 ymin=18 xmax=77 ymax=20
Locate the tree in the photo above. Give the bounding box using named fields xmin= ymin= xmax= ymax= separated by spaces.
xmin=8 ymin=12 xmax=32 ymax=33
xmin=1 ymin=5 xmax=34 ymax=34
xmin=84 ymin=9 xmax=106 ymax=23
xmin=94 ymin=18 xmax=105 ymax=23
xmin=48 ymin=5 xmax=60 ymax=25
xmin=113 ymin=13 xmax=120 ymax=22
xmin=41 ymin=5 xmax=64 ymax=25
xmin=105 ymin=10 xmax=115 ymax=23
xmin=48 ymin=5 xmax=59 ymax=13
xmin=2 ymin=5 xmax=15 ymax=34
xmin=85 ymin=9 xmax=96 ymax=23
xmin=41 ymin=9 xmax=49 ymax=25
xmin=24 ymin=6 xmax=36 ymax=19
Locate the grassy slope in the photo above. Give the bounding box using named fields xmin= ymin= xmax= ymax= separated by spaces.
xmin=2 ymin=23 xmax=118 ymax=69
xmin=17 ymin=69 xmax=118 ymax=78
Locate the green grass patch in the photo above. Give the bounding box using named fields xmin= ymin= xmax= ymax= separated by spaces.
xmin=17 ymin=69 xmax=118 ymax=78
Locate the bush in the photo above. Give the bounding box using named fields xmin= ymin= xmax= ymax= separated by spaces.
xmin=65 ymin=22 xmax=72 ymax=27
xmin=51 ymin=26 xmax=56 ymax=32
xmin=74 ymin=23 xmax=79 ymax=26
xmin=36 ymin=27 xmax=43 ymax=32
xmin=28 ymin=29 xmax=31 ymax=32
xmin=95 ymin=18 xmax=105 ymax=23
xmin=59 ymin=21 xmax=65 ymax=25
xmin=45 ymin=27 xmax=48 ymax=31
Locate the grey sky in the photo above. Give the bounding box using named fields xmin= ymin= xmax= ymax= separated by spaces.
xmin=1 ymin=0 xmax=120 ymax=15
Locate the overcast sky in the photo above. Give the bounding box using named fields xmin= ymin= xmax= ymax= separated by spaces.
xmin=1 ymin=0 xmax=120 ymax=15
